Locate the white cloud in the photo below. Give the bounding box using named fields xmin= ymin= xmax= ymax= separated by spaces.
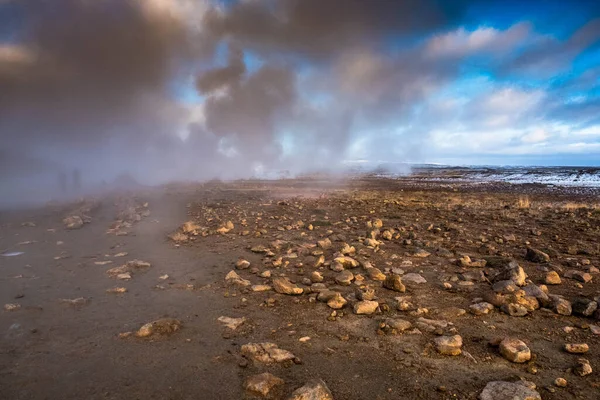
xmin=521 ymin=128 xmax=549 ymax=143
xmin=425 ymin=23 xmax=531 ymax=58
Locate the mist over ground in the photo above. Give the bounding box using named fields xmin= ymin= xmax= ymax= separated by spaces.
xmin=1 ymin=0 xmax=599 ymax=207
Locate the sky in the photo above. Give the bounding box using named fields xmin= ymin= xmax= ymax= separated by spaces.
xmin=1 ymin=0 xmax=600 ymax=191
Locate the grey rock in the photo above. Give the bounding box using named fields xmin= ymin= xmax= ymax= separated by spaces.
xmin=479 ymin=381 xmax=541 ymax=400
xmin=402 ymin=273 xmax=427 ymax=284
xmin=572 ymin=298 xmax=598 ymax=317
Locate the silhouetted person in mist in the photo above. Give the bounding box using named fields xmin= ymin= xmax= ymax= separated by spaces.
xmin=58 ymin=172 xmax=67 ymax=194
xmin=72 ymin=169 xmax=81 ymax=192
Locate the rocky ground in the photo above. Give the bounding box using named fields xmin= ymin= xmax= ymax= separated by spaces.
xmin=1 ymin=177 xmax=599 ymax=399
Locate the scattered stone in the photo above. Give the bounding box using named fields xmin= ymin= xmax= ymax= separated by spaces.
xmin=355 ymin=286 xmax=376 ymax=301
xmin=413 ymin=248 xmax=431 ymax=258
xmin=252 ymin=284 xmax=272 ymax=292
xmin=590 ymin=325 xmax=600 ymax=335
xmin=106 ymin=287 xmax=127 ymax=294
xmin=317 ymin=290 xmax=338 ymax=302
xmin=225 ymin=270 xmax=251 ymax=287
xmin=564 ymin=343 xmax=589 ymax=354
xmin=437 ymin=307 xmax=466 ymax=319
xmin=244 ymin=373 xmax=284 ymax=398
xmin=490 ymin=261 xmax=527 ymax=286
xmin=260 ymin=270 xmax=272 ymax=278
xmin=396 ymin=297 xmax=414 ymax=311
xmin=287 ymin=379 xmax=333 ymax=400
xmin=135 ymin=318 xmax=182 ymax=338
xmin=549 ymin=295 xmax=572 ymax=316
xmin=434 ymin=335 xmax=462 ymax=356
xmin=564 ymin=270 xmax=592 ymax=283
xmin=181 ymin=220 xmax=201 ymax=234
xmin=479 ymin=381 xmax=541 ymax=400
xmin=525 ymin=248 xmax=550 ymax=263
xmin=493 ymin=280 xmax=519 ymax=294
xmin=158 ymin=274 xmax=169 ymax=280
xmin=311 ymin=271 xmax=324 ymax=283
xmin=501 ymin=303 xmax=528 ymax=317
xmin=554 ymin=378 xmax=567 ymax=388
xmin=544 ymin=271 xmax=561 ymax=285
xmin=469 ymin=302 xmax=494 ymax=316
xmin=383 ymin=274 xmax=406 ymax=292
xmin=217 ymin=316 xmax=246 ymax=330
xmin=365 ymin=267 xmax=386 ymax=281
xmin=364 ymin=238 xmax=379 ymax=247
xmin=251 ymin=245 xmax=269 ymax=254
xmin=573 ymin=358 xmax=592 ymax=376
xmin=117 ymin=272 xmax=132 ymax=280
xmin=571 ymin=298 xmax=598 ymax=317
xmin=3 ymin=303 xmax=20 ymax=311
xmin=353 ymin=300 xmax=379 ymax=315
xmin=335 ymin=270 xmax=354 ymax=285
xmin=317 ymin=238 xmax=332 ymax=249
xmin=402 ymin=273 xmax=427 ymax=284
xmin=59 ymin=297 xmax=89 ymax=306
xmin=384 ymin=318 xmax=412 ymax=332
xmin=334 ymin=256 xmax=359 ymax=269
xmin=241 ymin=342 xmax=295 ymax=364
xmin=236 ymin=259 xmax=251 ymax=270
xmin=273 ymin=277 xmax=303 ymax=295
xmin=499 ymin=338 xmax=531 ymax=363
xmin=327 ymin=293 xmax=347 ymax=309
xmin=63 ymin=215 xmax=84 ymax=230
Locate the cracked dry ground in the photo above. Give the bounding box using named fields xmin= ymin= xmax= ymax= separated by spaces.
xmin=1 ymin=179 xmax=600 ymax=400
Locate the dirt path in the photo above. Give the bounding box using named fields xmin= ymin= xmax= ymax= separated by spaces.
xmin=0 ymin=190 xmax=244 ymax=400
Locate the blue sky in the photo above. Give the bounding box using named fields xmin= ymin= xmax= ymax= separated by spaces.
xmin=1 ymin=0 xmax=600 ymax=174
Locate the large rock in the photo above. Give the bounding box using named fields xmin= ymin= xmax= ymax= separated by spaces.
xmin=273 ymin=277 xmax=303 ymax=295
xmin=241 ymin=342 xmax=296 ymax=364
xmin=245 ymin=373 xmax=284 ymax=398
xmin=499 ymin=338 xmax=531 ymax=363
xmin=479 ymin=381 xmax=541 ymax=400
xmin=287 ymin=379 xmax=333 ymax=400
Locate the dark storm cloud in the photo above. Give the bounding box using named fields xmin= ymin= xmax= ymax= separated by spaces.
xmin=501 ymin=19 xmax=600 ymax=77
xmin=203 ymin=0 xmax=473 ymax=59
xmin=0 ymin=0 xmax=194 ymax=150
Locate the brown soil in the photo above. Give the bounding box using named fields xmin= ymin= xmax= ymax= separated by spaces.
xmin=1 ymin=178 xmax=599 ymax=399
